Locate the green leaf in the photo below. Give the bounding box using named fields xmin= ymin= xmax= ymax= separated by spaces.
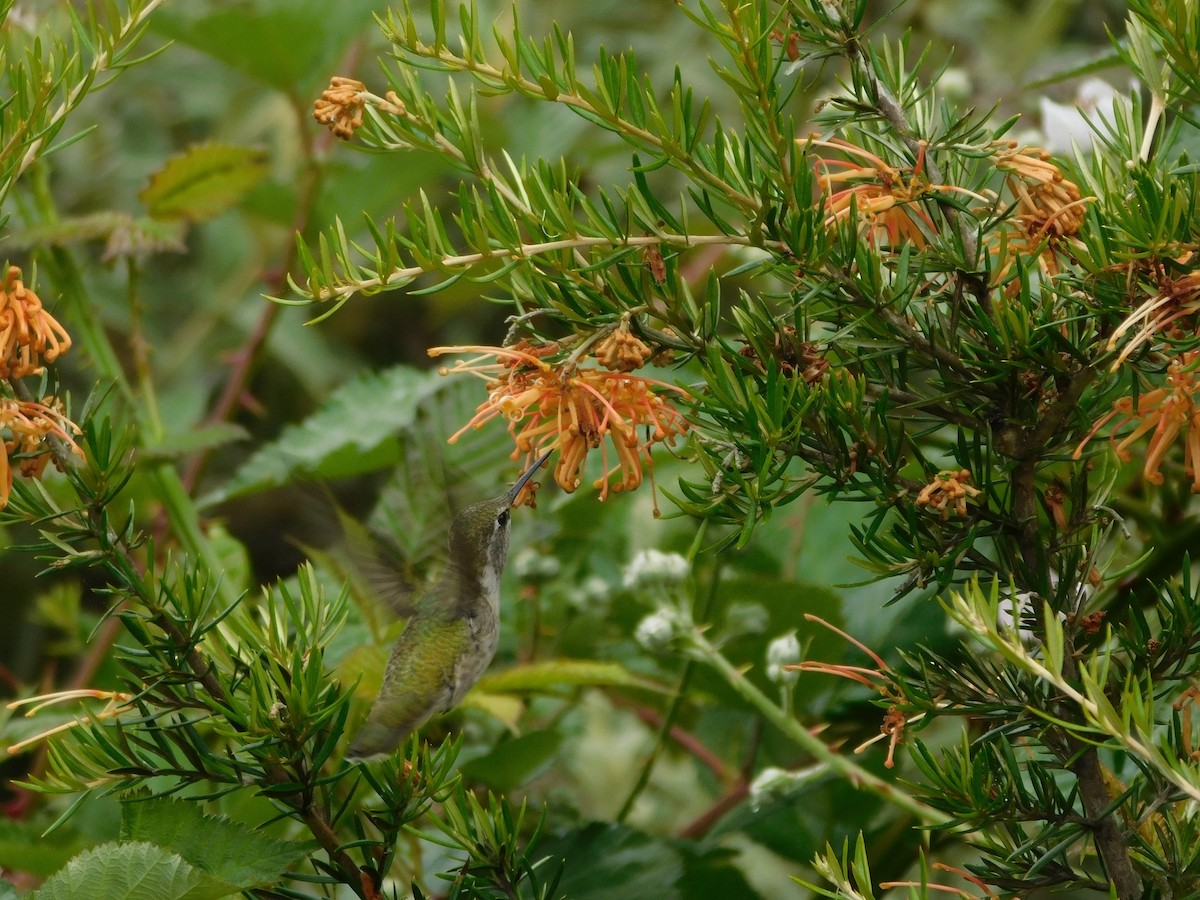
xmin=206 ymin=362 xmax=520 ymax=506
xmin=539 ymin=823 xmax=761 ymax=900
xmin=151 ymin=0 xmax=381 ymax=92
xmin=35 ymin=842 xmax=238 ymax=900
xmin=540 ymin=824 xmax=685 ymax=900
xmin=203 ymin=365 xmax=435 ymax=503
xmin=0 ymin=819 xmax=91 ymax=878
xmin=458 ymin=729 xmax=564 ymax=791
xmin=120 ymin=795 xmax=312 ymax=890
xmin=474 ymin=659 xmax=669 ymax=695
xmin=139 ymin=144 xmax=269 ymax=222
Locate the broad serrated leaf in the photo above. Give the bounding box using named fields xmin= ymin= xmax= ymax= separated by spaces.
xmin=120 ymin=795 xmax=313 ymax=890
xmin=35 ymin=841 xmax=237 ymax=900
xmin=4 ymin=212 xmax=133 ymax=249
xmin=203 ymin=366 xmax=436 ymax=504
xmin=139 ymin=144 xmax=268 ymax=222
xmin=103 ymin=216 xmax=188 ymax=259
xmin=207 ymin=363 xmax=518 ymax=506
xmin=475 ymin=659 xmax=669 ymax=695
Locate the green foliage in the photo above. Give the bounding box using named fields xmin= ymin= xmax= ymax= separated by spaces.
xmin=119 ymin=794 xmax=314 ymax=889
xmin=138 ymin=144 xmax=269 ymax=223
xmin=34 ymin=841 xmax=240 ymax=900
xmin=4 ymin=0 xmax=1200 ymax=898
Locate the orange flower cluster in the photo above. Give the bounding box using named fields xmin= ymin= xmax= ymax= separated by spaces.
xmin=429 ymin=342 xmax=689 ymax=506
xmin=916 ymin=469 xmax=981 ymax=519
xmin=796 ymin=614 xmax=911 ymax=769
xmin=594 ymin=321 xmax=653 ymax=372
xmin=1074 ymin=351 xmax=1200 ymax=492
xmin=0 ymin=266 xmax=72 ymax=378
xmin=992 ymin=142 xmax=1088 ymax=238
xmin=809 ymin=138 xmax=938 ymax=248
xmin=1107 ymin=268 xmax=1200 ymax=371
xmin=313 ymin=76 xmax=367 ymax=140
xmin=0 ymin=395 xmax=84 ymax=508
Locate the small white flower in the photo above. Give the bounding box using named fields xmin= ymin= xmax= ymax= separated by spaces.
xmin=623 ymin=549 xmax=689 ymax=591
xmin=766 ymin=631 xmax=802 ymax=686
xmin=635 ymin=608 xmax=684 ymax=652
xmin=566 ymin=574 xmax=612 ymax=612
xmin=998 ymin=574 xmax=1076 ymax=642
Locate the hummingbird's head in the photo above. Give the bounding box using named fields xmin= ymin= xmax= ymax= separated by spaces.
xmin=446 ymin=450 xmax=553 ymax=584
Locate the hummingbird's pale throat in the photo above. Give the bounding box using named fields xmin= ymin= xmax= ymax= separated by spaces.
xmin=346 ymin=450 xmax=552 ymax=760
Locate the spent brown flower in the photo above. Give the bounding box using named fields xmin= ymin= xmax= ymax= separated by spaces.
xmin=1107 ymin=268 xmax=1200 ymax=371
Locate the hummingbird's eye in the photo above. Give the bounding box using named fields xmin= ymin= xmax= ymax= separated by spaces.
xmin=497 ymin=509 xmax=510 ymax=528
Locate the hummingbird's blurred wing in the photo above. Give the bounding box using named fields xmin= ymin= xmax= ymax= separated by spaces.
xmin=345 ymin=616 xmax=467 ymax=760
xmin=330 ymin=501 xmax=423 ymax=619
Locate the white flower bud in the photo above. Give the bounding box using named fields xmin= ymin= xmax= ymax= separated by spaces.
xmin=748 ymin=763 xmax=826 ymax=811
xmin=766 ymin=630 xmax=802 ymax=686
xmin=635 ymin=608 xmax=684 ymax=652
xmin=623 ymin=549 xmax=689 ymax=591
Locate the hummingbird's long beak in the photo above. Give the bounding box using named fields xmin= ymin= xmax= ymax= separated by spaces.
xmin=506 ymin=448 xmax=554 ymax=504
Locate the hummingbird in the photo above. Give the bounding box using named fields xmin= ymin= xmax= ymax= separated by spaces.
xmin=346 ymin=450 xmax=552 ymax=760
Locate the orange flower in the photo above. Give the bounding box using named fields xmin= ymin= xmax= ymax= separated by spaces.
xmin=916 ymin=469 xmax=981 ymax=519
xmin=985 ymin=142 xmax=1093 ymax=281
xmin=1107 ymin=269 xmax=1200 ymax=371
xmin=0 ymin=395 xmax=84 ymax=508
xmin=429 ymin=342 xmax=689 ymax=507
xmin=0 ymin=266 xmax=72 ymax=379
xmin=313 ymin=76 xmax=367 ymax=140
xmin=808 ymin=138 xmax=937 ymax=247
xmin=992 ymin=142 xmax=1089 ymax=238
xmin=1073 ymin=350 xmax=1200 ymax=491
xmin=594 ymin=321 xmax=653 ymax=372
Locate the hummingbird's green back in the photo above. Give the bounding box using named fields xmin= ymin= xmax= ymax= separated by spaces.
xmin=347 ymin=613 xmax=470 ymax=759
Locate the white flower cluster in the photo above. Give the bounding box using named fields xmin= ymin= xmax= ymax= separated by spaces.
xmin=766 ymin=631 xmax=802 ymax=686
xmin=634 ymin=607 xmax=689 ymax=652
xmin=622 ymin=548 xmax=689 ymax=591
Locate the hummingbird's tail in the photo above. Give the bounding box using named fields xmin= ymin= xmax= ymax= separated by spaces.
xmin=346 ymin=718 xmax=417 ymax=762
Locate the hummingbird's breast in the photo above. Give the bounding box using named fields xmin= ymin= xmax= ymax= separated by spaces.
xmin=448 ymin=606 xmax=499 ymax=707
